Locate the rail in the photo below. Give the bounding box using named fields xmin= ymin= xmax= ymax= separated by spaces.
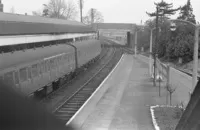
xmin=52 ymin=43 xmax=121 ymax=124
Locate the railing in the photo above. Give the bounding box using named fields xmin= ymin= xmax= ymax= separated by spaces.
xmin=155 ymin=57 xmax=193 ymax=107
xmin=140 ymin=54 xmax=194 ymax=107
xmin=155 ymin=58 xmax=170 ymax=87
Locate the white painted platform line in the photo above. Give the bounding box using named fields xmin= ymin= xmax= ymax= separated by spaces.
xmin=150 ymin=105 xmax=160 ymax=130
xmin=66 ymin=54 xmax=125 ymax=125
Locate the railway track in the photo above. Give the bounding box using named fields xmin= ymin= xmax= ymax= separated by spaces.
xmin=122 ymin=48 xmax=134 ymax=54
xmin=53 ymin=46 xmax=119 ymax=123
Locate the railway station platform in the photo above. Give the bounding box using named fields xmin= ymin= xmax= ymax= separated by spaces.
xmin=69 ymin=54 xmax=173 ymax=130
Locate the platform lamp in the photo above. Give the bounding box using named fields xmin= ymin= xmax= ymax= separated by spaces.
xmin=134 ymin=27 xmax=138 ymax=56
xmin=134 ymin=25 xmax=145 ymax=56
xmin=143 ymin=26 xmax=161 ymax=77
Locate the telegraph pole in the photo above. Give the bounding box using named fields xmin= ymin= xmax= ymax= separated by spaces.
xmin=91 ymin=8 xmax=94 ymax=24
xmin=149 ymin=29 xmax=153 ymax=76
xmin=80 ymin=0 xmax=83 ymax=22
xmin=153 ymin=6 xmax=159 ymax=87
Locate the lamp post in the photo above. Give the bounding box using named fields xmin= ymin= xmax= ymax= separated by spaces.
xmin=142 ymin=26 xmax=161 ymax=77
xmin=135 ymin=31 xmax=138 ymax=56
xmin=134 ymin=25 xmax=145 ymax=56
xmin=168 ymin=19 xmax=200 ymax=89
xmin=146 ymin=27 xmax=161 ymax=77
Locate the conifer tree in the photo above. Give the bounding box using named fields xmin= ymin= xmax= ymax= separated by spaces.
xmin=178 ymin=0 xmax=196 ymax=24
xmin=146 ymin=0 xmax=180 ymax=17
xmin=146 ymin=0 xmax=180 ymax=57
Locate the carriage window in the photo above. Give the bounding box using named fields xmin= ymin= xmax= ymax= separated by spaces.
xmin=56 ymin=57 xmax=59 ymax=65
xmin=37 ymin=63 xmax=41 ymax=75
xmin=14 ymin=71 xmax=19 ymax=84
xmin=68 ymin=54 xmax=71 ymax=62
xmin=57 ymin=57 xmax=61 ymax=65
xmin=45 ymin=60 xmax=50 ymax=72
xmin=32 ymin=64 xmax=38 ymax=77
xmin=28 ymin=67 xmax=32 ymax=79
xmin=60 ymin=56 xmax=63 ymax=63
xmin=60 ymin=55 xmax=64 ymax=64
xmin=65 ymin=54 xmax=69 ymax=62
xmin=69 ymin=54 xmax=72 ymax=62
xmin=52 ymin=58 xmax=57 ymax=68
xmin=4 ymin=72 xmax=14 ymax=84
xmin=40 ymin=62 xmax=45 ymax=73
xmin=55 ymin=58 xmax=58 ymax=66
xmin=61 ymin=55 xmax=64 ymax=64
xmin=50 ymin=59 xmax=54 ymax=69
xmin=64 ymin=55 xmax=67 ymax=63
xmin=20 ymin=68 xmax=27 ymax=82
xmin=67 ymin=54 xmax=69 ymax=60
xmin=72 ymin=53 xmax=74 ymax=60
xmin=53 ymin=58 xmax=56 ymax=68
xmin=38 ymin=62 xmax=42 ymax=74
xmin=66 ymin=55 xmax=69 ymax=63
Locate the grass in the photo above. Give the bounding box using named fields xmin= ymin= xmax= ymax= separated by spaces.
xmin=153 ymin=106 xmax=183 ymax=130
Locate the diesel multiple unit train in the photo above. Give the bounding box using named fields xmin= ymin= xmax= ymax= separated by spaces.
xmin=0 ymin=12 xmax=101 ymax=98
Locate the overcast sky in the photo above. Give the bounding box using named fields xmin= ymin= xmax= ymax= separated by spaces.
xmin=2 ymin=0 xmax=200 ymax=24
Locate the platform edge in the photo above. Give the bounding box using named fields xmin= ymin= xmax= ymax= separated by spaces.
xmin=66 ymin=54 xmax=125 ymax=126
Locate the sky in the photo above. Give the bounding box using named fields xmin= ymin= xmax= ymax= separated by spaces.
xmin=2 ymin=0 xmax=200 ymax=24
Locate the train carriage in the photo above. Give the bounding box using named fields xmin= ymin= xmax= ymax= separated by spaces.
xmin=74 ymin=39 xmax=101 ymax=68
xmin=0 ymin=12 xmax=101 ymax=97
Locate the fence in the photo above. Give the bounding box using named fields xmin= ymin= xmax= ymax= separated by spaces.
xmin=156 ymin=58 xmax=169 ymax=84
xmin=155 ymin=58 xmax=192 ymax=107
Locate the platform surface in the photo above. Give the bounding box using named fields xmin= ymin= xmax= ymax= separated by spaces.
xmin=77 ymin=55 xmax=170 ymax=130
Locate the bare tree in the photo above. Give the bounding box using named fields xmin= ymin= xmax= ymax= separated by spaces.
xmin=43 ymin=0 xmax=78 ymax=20
xmin=166 ymin=85 xmax=176 ymax=106
xmin=10 ymin=6 xmax=15 ymax=14
xmin=83 ymin=8 xmax=104 ymax=25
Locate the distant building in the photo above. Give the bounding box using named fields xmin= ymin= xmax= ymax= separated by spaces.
xmin=92 ymin=23 xmax=136 ymax=38
xmin=0 ymin=0 xmax=3 ymax=12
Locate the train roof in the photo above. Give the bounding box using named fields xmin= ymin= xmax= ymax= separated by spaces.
xmin=0 ymin=12 xmax=95 ymax=35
